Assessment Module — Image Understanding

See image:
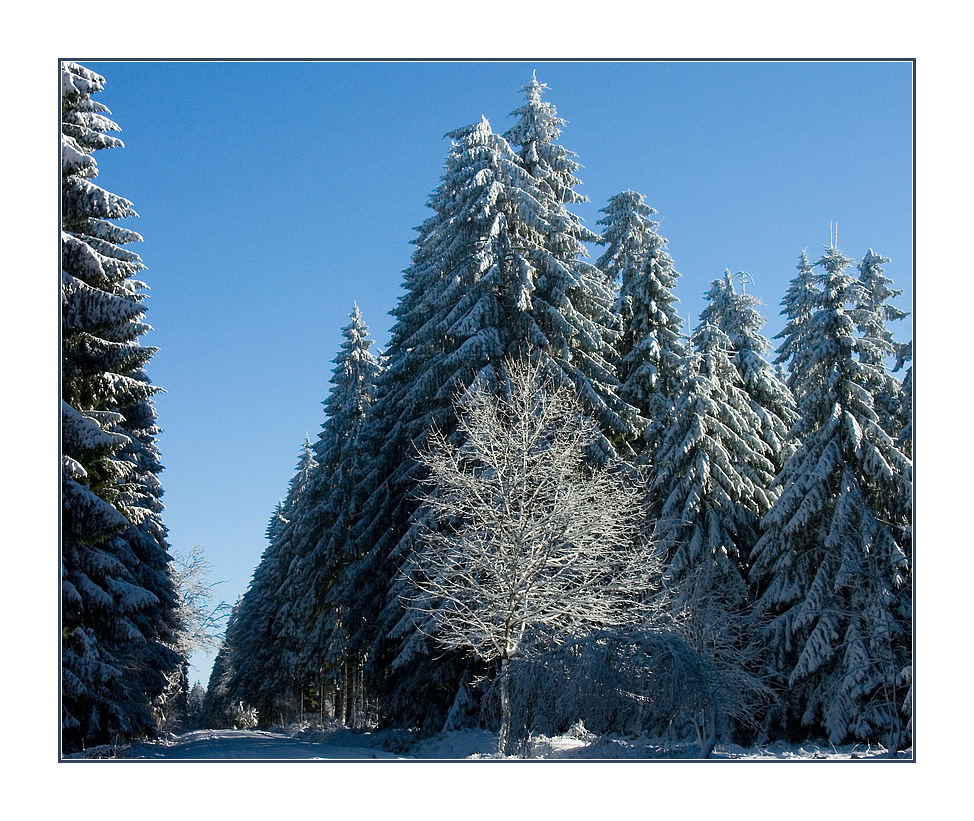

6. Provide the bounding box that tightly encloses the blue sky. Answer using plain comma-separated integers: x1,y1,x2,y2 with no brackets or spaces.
78,59,914,685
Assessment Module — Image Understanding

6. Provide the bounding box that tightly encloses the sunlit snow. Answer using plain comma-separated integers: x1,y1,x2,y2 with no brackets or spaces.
78,725,911,761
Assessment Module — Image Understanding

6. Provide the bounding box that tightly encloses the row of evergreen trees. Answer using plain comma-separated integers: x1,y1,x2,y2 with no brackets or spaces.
203,75,913,749
60,62,185,752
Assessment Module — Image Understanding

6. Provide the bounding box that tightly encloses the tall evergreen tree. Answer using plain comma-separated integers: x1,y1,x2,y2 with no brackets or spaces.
854,250,909,438
654,322,777,598
61,61,181,752
501,71,590,209
226,442,318,725
652,322,778,723
774,251,819,404
502,76,642,457
611,196,687,463
595,189,657,291
202,598,242,728
344,116,546,729
749,247,913,749
594,189,660,447
346,79,641,729
287,306,382,725
220,311,383,727
699,271,797,474
893,340,913,460
650,319,775,734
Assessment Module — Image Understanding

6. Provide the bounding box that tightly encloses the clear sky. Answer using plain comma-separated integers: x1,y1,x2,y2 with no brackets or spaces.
78,59,914,686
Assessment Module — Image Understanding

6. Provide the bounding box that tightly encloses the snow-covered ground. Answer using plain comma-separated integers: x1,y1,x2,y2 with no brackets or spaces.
75,724,913,761
117,729,404,760
55,725,929,821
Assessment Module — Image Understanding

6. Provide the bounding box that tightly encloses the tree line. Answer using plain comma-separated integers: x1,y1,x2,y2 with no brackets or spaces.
200,74,913,754
59,61,911,755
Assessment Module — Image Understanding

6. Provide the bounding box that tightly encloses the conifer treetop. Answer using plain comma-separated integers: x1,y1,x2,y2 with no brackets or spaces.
502,73,590,209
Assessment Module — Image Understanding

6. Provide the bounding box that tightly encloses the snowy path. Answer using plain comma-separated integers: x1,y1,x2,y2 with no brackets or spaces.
124,729,405,760
112,727,912,761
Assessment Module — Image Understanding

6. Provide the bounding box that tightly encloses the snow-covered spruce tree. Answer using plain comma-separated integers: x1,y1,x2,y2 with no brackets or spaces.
183,681,207,731
595,189,657,291
403,357,658,755
502,75,642,459
346,94,640,731
699,271,797,475
201,597,242,728
341,117,552,730
650,321,778,742
238,308,382,729
893,340,913,460
748,247,913,749
774,250,820,405
653,324,772,605
264,442,324,725
281,306,382,726
854,250,909,439
61,61,181,752
502,72,590,211
225,442,319,726
218,513,282,726
118,396,185,735
608,193,687,464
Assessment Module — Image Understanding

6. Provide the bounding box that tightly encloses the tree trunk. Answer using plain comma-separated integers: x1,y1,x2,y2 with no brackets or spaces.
337,661,348,726
497,656,512,757
347,660,356,728
694,694,718,759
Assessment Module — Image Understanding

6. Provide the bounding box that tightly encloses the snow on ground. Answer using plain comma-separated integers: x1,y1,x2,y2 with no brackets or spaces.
78,724,913,761
118,729,403,760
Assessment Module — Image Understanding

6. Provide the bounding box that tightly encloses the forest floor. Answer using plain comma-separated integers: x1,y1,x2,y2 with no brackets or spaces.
77,724,913,761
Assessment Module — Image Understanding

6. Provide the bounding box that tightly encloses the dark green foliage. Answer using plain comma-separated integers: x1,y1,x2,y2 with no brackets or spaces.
60,62,181,753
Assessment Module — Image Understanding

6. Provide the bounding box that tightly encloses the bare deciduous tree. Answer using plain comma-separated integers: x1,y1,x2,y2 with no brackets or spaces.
402,357,661,754
155,544,232,732
173,544,233,655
